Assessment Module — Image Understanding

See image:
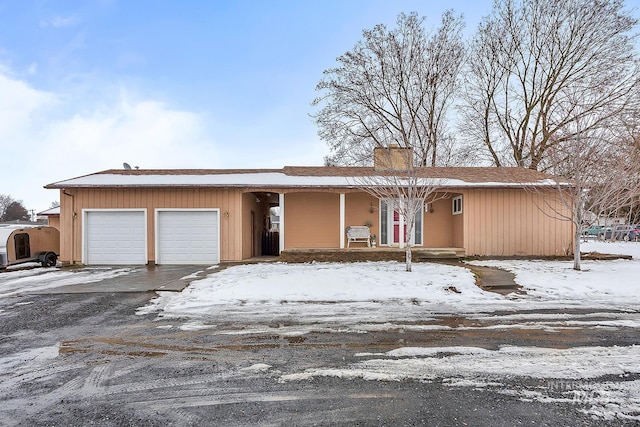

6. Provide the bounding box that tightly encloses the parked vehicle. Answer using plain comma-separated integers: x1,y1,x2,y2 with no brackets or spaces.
0,225,60,269
603,225,640,242
582,225,607,238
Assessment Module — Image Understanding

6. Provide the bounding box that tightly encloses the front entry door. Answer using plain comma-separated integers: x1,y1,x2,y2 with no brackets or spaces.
392,209,406,244
380,199,423,247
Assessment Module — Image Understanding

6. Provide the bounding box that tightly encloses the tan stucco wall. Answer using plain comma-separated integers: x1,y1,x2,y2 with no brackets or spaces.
284,192,340,248
345,192,379,243
58,188,244,264
423,197,454,247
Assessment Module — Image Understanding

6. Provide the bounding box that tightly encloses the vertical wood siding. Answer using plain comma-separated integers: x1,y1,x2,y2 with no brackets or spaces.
462,188,574,256
59,188,244,263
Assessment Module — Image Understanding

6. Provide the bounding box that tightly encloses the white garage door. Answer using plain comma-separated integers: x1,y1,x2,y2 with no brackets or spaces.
85,210,146,265
156,210,219,265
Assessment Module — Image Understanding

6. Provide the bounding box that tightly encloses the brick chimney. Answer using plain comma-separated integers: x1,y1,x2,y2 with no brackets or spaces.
373,145,413,171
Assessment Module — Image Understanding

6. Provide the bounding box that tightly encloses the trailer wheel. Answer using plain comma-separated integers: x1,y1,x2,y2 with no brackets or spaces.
42,252,57,267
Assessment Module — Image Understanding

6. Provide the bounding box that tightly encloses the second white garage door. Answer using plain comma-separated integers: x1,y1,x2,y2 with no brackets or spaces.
156,210,219,265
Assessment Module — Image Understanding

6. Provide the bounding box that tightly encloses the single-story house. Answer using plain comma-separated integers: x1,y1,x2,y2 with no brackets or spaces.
45,148,574,265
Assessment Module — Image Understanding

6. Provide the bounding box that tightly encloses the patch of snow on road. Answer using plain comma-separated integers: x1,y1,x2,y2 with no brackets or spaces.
241,363,272,372
0,267,135,298
180,270,204,280
0,345,59,374
577,380,640,421
281,344,640,421
348,345,640,380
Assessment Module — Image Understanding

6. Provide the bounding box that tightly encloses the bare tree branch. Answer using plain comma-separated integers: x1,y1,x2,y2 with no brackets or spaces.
527,94,640,270
313,11,465,167
349,148,446,271
460,0,640,171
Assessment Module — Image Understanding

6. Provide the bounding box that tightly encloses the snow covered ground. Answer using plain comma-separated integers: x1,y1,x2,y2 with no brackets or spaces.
137,241,640,321
133,240,640,421
2,241,640,421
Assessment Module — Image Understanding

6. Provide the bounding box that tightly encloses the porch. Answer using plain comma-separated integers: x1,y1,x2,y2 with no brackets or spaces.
279,247,465,263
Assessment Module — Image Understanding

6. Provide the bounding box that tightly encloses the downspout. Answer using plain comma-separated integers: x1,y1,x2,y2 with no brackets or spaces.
62,189,75,264
339,193,345,249
279,193,285,254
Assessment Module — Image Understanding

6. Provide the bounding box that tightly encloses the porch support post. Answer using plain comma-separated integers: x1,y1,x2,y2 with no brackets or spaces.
279,193,285,254
339,193,345,249
399,212,405,249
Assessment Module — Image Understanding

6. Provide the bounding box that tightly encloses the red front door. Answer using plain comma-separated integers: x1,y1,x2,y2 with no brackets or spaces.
392,209,406,244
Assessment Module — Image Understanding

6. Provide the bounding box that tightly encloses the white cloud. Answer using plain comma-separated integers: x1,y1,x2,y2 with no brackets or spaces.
40,15,81,28
27,63,38,75
45,93,218,168
0,71,57,141
0,67,327,212
0,71,219,211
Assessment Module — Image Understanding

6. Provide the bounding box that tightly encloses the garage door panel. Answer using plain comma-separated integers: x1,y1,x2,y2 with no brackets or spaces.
85,211,146,265
157,211,219,265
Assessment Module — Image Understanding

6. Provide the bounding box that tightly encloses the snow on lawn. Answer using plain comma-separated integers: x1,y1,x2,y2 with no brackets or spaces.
140,241,640,322
467,241,640,310
137,261,504,320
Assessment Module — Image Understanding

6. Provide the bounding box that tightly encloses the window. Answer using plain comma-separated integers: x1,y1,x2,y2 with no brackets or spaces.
14,233,30,259
380,200,388,245
414,207,422,244
452,196,463,215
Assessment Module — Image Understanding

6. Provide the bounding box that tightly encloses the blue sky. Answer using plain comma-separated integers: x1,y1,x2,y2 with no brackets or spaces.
1,0,498,211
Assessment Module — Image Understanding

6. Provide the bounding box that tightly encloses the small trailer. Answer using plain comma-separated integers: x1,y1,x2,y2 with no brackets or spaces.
0,225,60,269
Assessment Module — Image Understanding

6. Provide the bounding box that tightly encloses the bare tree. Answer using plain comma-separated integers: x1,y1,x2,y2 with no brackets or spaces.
533,108,640,270
313,11,465,167
0,194,17,222
460,0,640,170
584,116,640,232
2,201,30,222
351,148,445,271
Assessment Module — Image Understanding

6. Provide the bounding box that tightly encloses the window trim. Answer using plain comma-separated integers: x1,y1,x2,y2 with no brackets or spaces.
379,199,423,246
452,196,463,215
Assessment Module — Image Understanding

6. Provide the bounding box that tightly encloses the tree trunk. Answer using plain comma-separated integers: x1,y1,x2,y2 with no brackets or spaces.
405,245,412,272
573,228,581,271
